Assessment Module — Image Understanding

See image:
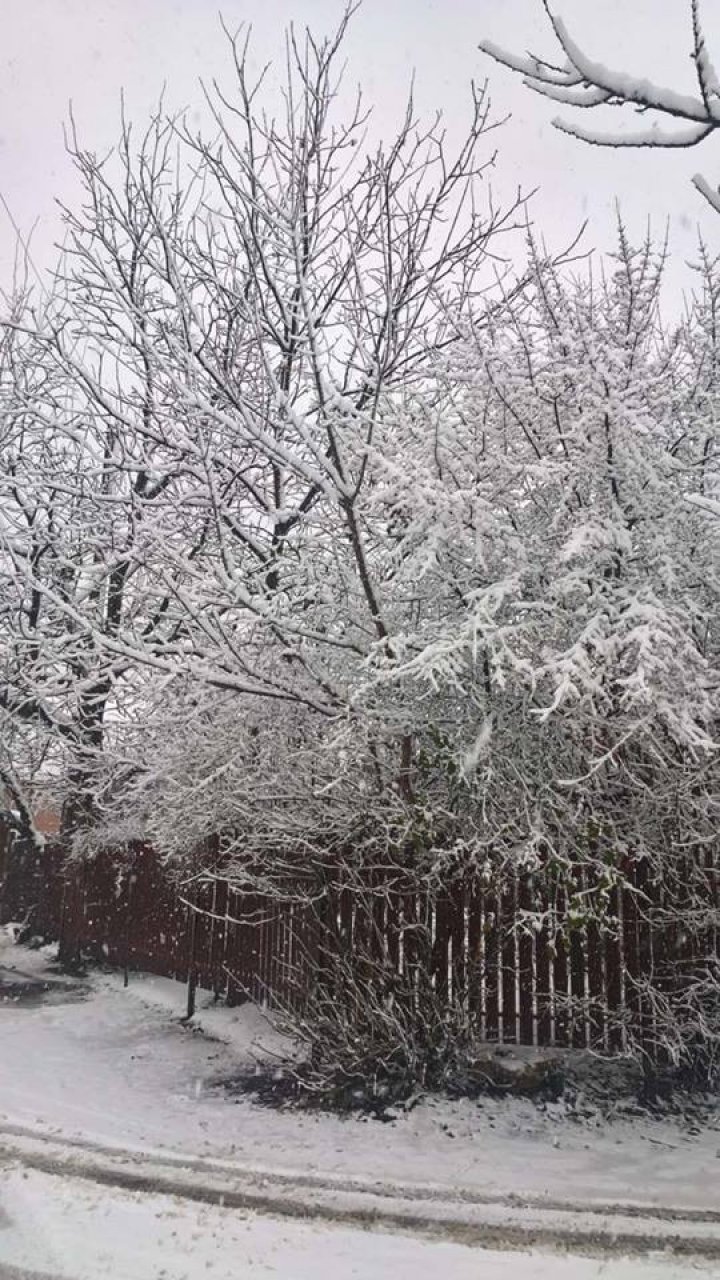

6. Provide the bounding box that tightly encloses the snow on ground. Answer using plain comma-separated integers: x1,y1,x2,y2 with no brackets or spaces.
1,936,719,1215
98,967,298,1061
0,1166,713,1280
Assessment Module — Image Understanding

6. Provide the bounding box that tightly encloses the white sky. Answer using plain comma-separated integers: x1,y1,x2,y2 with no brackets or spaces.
1,0,719,310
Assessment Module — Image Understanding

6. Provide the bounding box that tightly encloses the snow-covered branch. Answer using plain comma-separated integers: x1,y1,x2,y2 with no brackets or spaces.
480,1,720,208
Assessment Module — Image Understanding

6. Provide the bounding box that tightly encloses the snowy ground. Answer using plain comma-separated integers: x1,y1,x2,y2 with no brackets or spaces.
1,936,718,1212
1,934,719,1277
3,1165,714,1280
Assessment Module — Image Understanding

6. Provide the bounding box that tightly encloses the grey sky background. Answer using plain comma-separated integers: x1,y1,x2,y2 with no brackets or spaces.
1,0,719,310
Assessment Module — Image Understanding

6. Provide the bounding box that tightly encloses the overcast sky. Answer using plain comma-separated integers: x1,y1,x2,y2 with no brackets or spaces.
1,0,719,309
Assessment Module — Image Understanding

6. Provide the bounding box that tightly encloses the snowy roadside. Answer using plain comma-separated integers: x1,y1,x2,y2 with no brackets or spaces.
1,935,719,1222
3,1166,715,1280
2,1124,720,1265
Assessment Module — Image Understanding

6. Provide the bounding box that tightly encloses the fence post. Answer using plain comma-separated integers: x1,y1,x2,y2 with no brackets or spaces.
186,906,197,1019
123,870,133,989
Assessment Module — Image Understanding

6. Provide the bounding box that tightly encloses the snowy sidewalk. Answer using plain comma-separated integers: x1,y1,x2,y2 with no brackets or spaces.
1,937,719,1253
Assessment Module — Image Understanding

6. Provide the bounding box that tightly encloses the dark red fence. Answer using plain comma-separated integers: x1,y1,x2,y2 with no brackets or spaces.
0,824,65,942
1,822,717,1056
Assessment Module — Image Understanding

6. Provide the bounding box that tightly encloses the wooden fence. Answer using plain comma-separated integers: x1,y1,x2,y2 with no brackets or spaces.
1,821,718,1055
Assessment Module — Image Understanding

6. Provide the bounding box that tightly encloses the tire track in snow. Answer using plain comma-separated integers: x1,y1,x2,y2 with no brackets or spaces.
1,1125,719,1263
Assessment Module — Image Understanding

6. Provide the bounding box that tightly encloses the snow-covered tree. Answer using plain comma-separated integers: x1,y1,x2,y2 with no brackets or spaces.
87,224,720,1089
2,9,529,840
